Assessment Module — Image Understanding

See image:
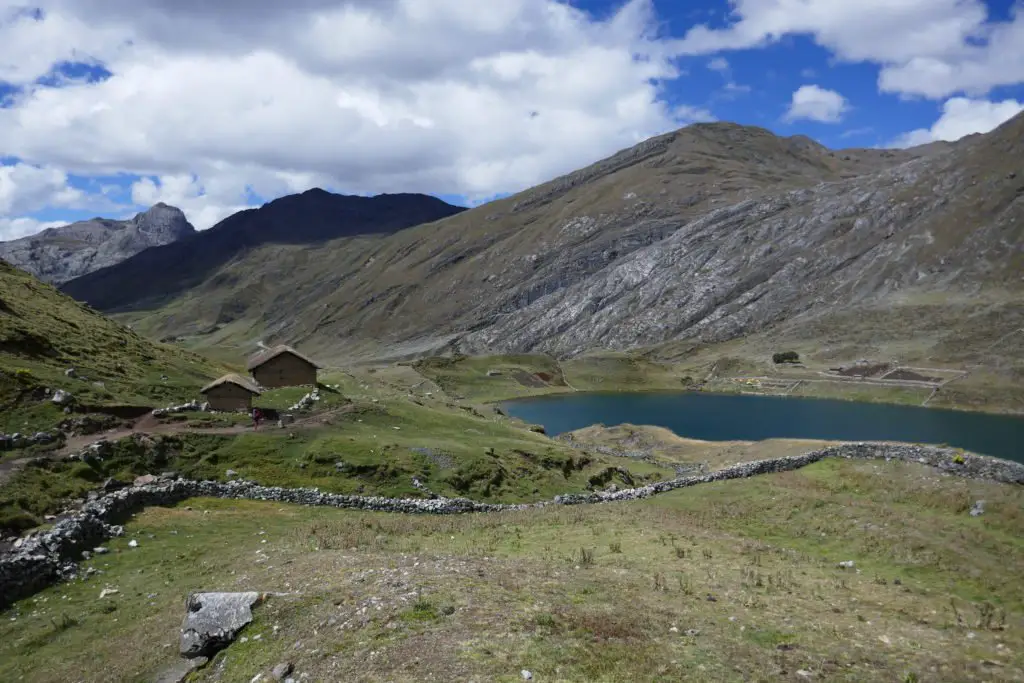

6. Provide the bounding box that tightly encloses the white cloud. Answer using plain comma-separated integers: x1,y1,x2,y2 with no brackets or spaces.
784,85,849,123
0,217,67,241
890,97,1024,147
0,163,86,215
707,57,730,72
673,0,1022,99
0,0,711,235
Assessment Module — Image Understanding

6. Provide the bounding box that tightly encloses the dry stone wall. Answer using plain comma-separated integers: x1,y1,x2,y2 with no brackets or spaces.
2,442,1020,609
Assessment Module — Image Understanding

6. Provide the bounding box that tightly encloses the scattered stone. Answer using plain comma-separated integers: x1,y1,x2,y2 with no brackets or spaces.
180,591,263,659
271,662,294,681
521,670,533,681
93,546,109,555
226,469,238,478
837,561,855,569
796,670,813,678
51,389,73,405
99,587,119,598
134,474,158,487
970,500,985,517
152,400,204,418
685,629,701,637
128,539,138,548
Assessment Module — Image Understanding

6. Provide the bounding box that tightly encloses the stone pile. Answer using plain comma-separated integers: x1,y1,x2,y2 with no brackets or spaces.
152,400,208,418
0,431,58,450
289,389,321,411
2,442,1020,609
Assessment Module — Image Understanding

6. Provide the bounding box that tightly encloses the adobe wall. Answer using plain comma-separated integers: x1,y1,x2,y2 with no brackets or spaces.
252,353,316,388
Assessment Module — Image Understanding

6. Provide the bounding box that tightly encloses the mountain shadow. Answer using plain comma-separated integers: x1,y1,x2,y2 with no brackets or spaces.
60,189,466,311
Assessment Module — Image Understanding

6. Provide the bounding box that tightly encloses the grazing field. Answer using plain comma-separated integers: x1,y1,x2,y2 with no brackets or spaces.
1,457,1021,682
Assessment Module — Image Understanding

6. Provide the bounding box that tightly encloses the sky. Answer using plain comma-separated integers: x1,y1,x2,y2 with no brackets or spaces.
0,0,1022,240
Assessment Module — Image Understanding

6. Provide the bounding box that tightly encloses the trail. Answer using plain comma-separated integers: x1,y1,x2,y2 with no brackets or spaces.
0,407,346,486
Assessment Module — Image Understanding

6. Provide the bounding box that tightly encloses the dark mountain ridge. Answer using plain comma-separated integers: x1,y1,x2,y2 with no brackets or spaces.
60,190,466,310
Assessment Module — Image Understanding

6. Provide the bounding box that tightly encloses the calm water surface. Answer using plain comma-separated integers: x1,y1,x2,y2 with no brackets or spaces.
502,392,1024,463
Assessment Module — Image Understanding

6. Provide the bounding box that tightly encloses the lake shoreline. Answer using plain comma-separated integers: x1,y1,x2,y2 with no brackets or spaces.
501,390,1024,463
493,385,1024,418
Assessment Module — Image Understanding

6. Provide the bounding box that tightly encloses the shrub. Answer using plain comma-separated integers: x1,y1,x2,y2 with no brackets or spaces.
772,351,800,364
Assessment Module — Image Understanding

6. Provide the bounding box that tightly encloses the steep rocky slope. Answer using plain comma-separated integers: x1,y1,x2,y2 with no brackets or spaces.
0,203,195,285
62,190,467,311
58,116,1021,370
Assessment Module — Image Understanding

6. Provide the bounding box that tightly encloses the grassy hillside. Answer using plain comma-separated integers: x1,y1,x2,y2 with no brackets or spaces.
0,366,676,531
0,261,227,433
2,457,1021,682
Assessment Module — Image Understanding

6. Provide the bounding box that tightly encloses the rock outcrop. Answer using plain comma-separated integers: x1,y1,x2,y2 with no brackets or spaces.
0,203,195,285
180,591,262,658
60,113,1024,365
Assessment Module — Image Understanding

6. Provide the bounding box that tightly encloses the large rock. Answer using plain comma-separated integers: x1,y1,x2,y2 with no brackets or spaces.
179,592,262,658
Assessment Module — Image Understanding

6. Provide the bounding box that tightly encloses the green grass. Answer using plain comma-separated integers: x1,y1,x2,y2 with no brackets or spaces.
410,354,572,402
0,261,228,433
563,352,700,393
0,395,676,533
1,457,1021,682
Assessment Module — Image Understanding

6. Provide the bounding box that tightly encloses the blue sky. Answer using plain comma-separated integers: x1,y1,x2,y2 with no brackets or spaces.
1,0,1022,236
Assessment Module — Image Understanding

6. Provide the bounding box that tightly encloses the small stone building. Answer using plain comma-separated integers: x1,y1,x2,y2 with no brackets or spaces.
200,373,261,412
246,344,321,389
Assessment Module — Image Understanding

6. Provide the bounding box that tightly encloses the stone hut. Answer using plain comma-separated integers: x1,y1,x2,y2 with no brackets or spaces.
200,374,261,412
246,345,321,389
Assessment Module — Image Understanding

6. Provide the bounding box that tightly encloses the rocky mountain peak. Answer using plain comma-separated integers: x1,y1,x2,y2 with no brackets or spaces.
133,203,195,240
0,203,197,285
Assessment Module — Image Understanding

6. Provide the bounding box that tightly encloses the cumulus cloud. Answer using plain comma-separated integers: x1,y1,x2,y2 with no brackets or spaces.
0,216,67,241
783,85,849,123
707,57,730,72
0,163,87,215
673,0,1021,99
0,0,712,233
890,97,1024,147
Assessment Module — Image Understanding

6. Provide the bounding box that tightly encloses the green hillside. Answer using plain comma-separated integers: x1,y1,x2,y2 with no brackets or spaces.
0,261,227,434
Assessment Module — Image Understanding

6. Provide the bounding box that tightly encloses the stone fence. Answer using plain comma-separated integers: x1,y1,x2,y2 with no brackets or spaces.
1,442,1020,610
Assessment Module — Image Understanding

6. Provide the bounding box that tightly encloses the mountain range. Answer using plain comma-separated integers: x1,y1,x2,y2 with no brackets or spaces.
31,113,1022,393
0,203,195,285
59,190,467,311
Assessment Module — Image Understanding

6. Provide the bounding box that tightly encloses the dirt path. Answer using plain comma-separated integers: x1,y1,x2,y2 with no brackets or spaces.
0,407,348,486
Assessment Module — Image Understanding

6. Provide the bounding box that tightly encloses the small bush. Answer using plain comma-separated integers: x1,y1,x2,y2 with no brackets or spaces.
535,613,557,629
0,507,39,534
403,599,439,621
772,351,800,364
578,547,595,567
609,541,622,554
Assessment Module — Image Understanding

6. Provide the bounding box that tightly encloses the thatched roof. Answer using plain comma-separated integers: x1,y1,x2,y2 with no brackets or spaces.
200,373,262,395
246,344,322,371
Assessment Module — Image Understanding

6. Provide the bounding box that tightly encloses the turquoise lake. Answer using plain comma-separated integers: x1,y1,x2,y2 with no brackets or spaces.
502,392,1024,463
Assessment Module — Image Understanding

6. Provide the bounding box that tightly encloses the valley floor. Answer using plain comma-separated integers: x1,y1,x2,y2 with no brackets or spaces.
0,359,1021,682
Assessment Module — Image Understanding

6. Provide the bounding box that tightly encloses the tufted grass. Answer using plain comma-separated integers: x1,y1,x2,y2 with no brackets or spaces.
1,455,1022,682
